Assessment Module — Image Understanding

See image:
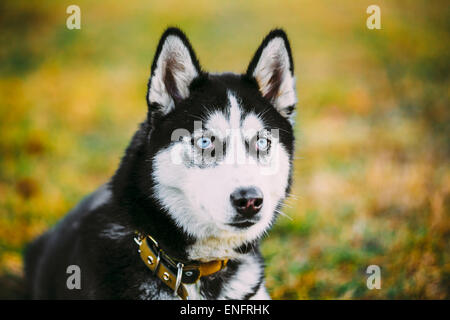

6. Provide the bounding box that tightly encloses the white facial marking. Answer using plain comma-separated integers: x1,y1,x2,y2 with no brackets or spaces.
242,113,264,139
152,91,291,261
225,92,247,166
206,111,231,138
227,93,241,130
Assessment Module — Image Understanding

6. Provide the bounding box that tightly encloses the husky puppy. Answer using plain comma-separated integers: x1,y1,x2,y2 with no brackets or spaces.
25,27,297,300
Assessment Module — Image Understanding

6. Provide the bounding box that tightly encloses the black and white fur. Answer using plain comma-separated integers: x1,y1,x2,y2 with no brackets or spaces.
24,27,297,300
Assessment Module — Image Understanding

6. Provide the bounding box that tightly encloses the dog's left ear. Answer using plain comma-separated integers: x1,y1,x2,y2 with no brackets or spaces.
246,29,297,121
147,28,201,117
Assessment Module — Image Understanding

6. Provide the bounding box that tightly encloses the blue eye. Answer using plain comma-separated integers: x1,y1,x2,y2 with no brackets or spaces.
196,137,212,149
256,138,270,151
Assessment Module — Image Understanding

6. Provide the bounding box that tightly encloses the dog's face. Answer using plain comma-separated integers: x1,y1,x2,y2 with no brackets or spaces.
146,28,296,245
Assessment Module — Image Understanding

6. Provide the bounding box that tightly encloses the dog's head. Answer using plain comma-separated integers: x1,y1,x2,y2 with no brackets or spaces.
146,28,296,245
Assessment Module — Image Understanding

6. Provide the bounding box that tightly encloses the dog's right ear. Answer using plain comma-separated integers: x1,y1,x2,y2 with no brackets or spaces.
147,28,201,118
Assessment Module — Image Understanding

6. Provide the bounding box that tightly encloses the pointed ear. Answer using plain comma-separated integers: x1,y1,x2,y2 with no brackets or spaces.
147,28,201,116
246,29,297,121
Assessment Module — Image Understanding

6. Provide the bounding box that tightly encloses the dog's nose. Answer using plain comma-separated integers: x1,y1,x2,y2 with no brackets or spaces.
230,187,264,218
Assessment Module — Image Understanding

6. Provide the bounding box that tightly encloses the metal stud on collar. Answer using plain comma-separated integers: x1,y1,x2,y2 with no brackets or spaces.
133,236,142,247
134,235,143,253
163,272,170,281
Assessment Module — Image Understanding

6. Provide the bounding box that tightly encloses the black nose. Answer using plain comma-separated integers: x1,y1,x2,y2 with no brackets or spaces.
230,187,264,218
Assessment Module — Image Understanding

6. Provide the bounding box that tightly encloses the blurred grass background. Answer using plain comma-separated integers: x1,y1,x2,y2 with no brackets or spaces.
0,0,449,299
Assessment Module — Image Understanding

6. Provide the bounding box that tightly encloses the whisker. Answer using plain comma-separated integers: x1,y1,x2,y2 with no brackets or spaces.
277,127,291,134
275,209,293,221
280,203,293,209
257,106,272,119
